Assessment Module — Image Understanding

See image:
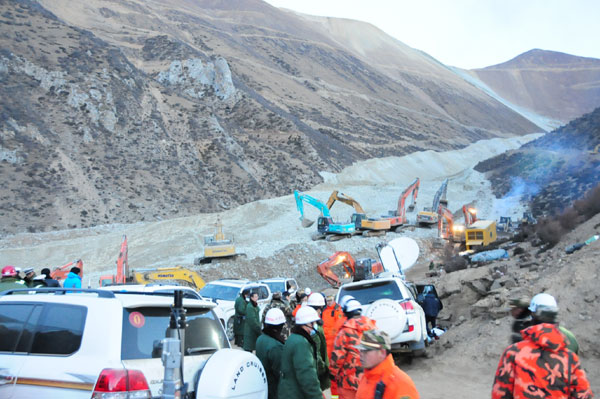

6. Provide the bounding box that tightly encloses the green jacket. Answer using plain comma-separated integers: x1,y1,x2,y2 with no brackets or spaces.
278,331,322,399
234,295,247,338
243,301,262,351
256,333,284,399
312,325,330,390
559,325,580,354
0,277,27,293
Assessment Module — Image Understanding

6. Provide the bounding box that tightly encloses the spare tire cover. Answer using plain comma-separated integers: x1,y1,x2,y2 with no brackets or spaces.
364,299,407,339
196,348,267,399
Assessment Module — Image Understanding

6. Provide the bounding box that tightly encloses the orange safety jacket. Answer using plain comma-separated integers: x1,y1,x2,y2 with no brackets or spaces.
330,315,377,391
356,354,419,399
322,303,344,359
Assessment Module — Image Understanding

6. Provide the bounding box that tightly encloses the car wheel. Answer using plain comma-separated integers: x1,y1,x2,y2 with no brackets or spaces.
226,317,235,342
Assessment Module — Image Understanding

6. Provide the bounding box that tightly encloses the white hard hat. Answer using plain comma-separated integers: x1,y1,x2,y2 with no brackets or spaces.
305,287,312,296
529,293,558,313
339,295,355,308
307,293,325,307
344,299,362,313
264,308,286,325
295,306,320,325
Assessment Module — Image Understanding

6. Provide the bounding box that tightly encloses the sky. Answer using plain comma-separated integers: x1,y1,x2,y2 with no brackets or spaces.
263,0,600,69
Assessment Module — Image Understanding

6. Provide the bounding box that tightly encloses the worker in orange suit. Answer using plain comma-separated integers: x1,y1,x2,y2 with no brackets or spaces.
356,329,419,399
322,295,344,399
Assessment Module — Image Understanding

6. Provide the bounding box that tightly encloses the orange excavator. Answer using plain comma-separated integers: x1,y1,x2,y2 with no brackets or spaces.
438,204,477,242
317,251,383,287
382,178,419,232
326,191,390,236
98,235,130,286
50,259,84,282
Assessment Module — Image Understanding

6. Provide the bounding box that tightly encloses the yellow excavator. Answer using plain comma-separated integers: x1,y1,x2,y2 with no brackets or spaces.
326,190,390,236
98,236,206,289
194,218,244,264
417,179,448,227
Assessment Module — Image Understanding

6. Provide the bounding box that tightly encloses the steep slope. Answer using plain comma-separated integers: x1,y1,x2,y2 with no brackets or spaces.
470,49,600,124
1,0,540,236
475,107,600,217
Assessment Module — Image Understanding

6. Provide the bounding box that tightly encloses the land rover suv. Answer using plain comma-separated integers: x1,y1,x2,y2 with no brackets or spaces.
0,288,267,398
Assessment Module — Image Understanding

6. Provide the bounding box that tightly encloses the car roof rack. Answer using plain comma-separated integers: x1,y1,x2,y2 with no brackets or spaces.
0,287,116,298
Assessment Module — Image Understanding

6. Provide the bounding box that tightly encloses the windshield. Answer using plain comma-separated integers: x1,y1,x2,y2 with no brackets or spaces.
262,282,283,294
199,284,240,301
339,280,404,305
121,307,228,360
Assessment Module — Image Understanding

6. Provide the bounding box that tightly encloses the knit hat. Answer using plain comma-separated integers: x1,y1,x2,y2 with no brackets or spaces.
355,329,391,351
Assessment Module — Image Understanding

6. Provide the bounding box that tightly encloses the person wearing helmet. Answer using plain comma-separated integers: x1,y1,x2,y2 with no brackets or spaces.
278,306,323,399
330,299,376,399
356,329,419,399
510,293,579,354
0,265,26,293
322,295,344,399
243,292,262,352
256,308,286,399
307,293,330,392
262,291,293,339
492,292,592,399
234,288,251,347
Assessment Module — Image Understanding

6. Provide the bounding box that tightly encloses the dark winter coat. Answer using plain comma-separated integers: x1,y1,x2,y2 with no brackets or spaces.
234,295,247,345
256,332,284,399
311,325,330,391
422,293,442,318
278,327,322,399
243,301,262,351
262,298,293,338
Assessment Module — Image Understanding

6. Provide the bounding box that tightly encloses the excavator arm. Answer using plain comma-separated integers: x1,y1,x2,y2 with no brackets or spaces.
294,190,331,228
391,178,420,225
317,251,356,287
437,205,454,239
462,205,477,226
51,259,84,282
326,190,366,214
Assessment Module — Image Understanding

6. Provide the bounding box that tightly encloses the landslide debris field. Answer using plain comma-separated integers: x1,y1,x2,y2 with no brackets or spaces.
1,133,599,398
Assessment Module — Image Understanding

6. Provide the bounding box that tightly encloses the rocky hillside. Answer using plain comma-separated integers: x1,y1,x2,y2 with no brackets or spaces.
470,49,600,124
0,0,541,236
474,107,600,217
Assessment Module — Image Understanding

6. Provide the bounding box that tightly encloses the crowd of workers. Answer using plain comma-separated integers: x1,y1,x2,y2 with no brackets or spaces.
234,287,419,399
0,265,81,291
1,264,594,398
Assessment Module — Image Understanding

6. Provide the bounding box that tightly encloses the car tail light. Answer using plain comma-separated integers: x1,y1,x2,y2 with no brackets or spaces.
92,368,151,399
400,301,416,314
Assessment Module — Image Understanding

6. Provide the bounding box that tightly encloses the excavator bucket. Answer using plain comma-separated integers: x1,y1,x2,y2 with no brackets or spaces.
301,217,315,228
407,204,415,212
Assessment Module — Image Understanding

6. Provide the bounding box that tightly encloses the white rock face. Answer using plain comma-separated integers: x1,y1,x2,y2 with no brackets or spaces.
157,57,236,100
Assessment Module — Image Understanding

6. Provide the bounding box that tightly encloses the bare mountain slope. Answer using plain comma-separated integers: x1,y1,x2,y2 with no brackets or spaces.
1,0,540,236
470,49,600,124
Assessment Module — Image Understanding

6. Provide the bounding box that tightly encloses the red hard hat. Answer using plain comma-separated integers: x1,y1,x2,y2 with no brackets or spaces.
2,265,18,277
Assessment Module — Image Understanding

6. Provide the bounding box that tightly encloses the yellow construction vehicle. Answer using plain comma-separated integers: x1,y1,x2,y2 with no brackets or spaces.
132,266,205,290
465,220,497,250
417,179,448,227
326,190,390,236
194,218,244,264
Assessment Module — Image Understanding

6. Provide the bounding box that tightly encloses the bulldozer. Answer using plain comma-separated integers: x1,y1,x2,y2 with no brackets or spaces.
194,218,244,264
326,190,390,236
98,235,206,290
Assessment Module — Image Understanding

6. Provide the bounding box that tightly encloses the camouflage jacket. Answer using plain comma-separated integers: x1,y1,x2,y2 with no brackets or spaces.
330,315,376,391
492,323,593,399
262,298,293,338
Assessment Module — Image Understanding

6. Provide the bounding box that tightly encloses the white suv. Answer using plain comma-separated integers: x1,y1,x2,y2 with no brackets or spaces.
259,277,298,296
336,275,428,354
0,287,267,399
199,279,272,340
